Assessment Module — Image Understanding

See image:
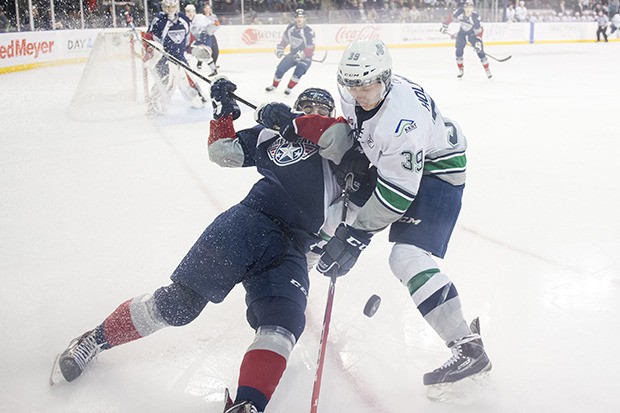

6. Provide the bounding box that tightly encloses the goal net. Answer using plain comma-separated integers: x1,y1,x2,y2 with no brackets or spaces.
68,30,149,121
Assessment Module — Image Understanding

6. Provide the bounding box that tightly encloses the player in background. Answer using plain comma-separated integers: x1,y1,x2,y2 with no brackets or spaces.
255,39,492,395
141,0,206,113
441,0,492,79
265,9,316,95
49,81,372,413
185,3,221,76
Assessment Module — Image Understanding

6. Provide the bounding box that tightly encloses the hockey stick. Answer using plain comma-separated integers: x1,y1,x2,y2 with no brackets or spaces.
142,37,258,110
310,174,354,413
445,31,512,63
312,51,328,63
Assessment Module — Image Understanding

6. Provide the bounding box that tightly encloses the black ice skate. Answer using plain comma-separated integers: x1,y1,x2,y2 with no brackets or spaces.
485,69,492,79
423,334,491,386
49,330,102,385
223,388,260,413
457,68,464,78
265,85,276,92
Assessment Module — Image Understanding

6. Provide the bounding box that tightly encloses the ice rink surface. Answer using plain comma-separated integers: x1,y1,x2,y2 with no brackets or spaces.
1,40,619,412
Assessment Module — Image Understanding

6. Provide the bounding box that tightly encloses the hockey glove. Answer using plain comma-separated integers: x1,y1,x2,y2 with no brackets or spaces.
276,45,285,59
210,76,241,120
440,24,449,34
473,39,483,53
254,102,303,139
317,224,371,278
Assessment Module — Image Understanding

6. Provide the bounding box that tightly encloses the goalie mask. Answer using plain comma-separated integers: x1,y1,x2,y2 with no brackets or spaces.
337,39,393,110
294,88,336,117
162,0,179,22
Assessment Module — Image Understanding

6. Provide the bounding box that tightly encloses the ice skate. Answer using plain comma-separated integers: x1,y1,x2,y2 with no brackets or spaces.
49,330,102,385
208,69,218,77
424,318,491,402
284,88,292,95
485,69,492,79
265,85,276,92
223,389,260,413
457,68,464,78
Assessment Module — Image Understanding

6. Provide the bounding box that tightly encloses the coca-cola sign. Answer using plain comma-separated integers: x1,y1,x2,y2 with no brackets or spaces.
335,26,381,43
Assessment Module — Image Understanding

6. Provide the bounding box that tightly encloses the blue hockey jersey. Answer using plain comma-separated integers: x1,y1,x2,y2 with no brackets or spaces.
148,12,192,62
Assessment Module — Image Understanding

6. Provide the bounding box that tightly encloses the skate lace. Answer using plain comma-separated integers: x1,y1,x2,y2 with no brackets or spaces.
439,334,480,370
70,333,101,371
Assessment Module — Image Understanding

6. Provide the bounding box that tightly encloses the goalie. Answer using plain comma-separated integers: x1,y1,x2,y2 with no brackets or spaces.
141,0,207,114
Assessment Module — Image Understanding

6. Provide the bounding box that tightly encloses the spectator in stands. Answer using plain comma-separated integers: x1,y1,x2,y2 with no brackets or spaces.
505,2,516,22
596,9,609,41
0,7,9,32
515,0,527,21
610,0,619,18
120,4,134,27
610,12,620,34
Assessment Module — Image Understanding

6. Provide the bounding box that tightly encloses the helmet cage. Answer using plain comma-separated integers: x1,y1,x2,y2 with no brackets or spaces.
294,88,336,117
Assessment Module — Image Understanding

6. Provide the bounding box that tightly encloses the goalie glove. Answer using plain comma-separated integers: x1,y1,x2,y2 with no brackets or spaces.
317,224,371,278
210,76,241,120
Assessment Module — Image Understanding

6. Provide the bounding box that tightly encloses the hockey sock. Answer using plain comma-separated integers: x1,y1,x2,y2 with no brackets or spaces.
236,349,287,412
95,294,169,350
286,79,299,90
208,115,236,145
407,269,470,344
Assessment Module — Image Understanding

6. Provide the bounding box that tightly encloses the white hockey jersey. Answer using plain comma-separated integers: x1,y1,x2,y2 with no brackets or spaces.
340,75,467,232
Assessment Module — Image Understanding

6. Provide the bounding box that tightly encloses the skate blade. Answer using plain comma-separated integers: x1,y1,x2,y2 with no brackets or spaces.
426,365,492,404
49,354,65,386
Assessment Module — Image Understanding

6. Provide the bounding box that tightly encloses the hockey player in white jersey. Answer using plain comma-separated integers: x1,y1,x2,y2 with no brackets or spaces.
185,3,220,76
255,38,492,398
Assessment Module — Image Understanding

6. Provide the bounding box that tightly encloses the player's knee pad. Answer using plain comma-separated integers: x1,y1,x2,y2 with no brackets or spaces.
389,243,438,286
153,282,208,326
248,325,296,361
246,296,306,341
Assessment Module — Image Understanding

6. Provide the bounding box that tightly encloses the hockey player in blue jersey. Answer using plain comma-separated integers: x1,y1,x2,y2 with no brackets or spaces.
265,9,316,95
142,0,207,113
49,81,372,413
441,0,492,79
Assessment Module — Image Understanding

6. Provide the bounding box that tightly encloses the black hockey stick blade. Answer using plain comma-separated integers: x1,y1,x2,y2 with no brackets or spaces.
142,37,257,110
486,53,512,63
312,51,328,63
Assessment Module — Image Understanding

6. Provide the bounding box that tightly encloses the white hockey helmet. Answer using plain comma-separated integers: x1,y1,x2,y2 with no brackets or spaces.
161,0,179,21
337,39,393,107
185,4,196,19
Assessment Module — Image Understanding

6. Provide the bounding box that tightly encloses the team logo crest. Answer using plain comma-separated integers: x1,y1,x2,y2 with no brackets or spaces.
267,137,317,165
395,119,417,136
168,29,186,44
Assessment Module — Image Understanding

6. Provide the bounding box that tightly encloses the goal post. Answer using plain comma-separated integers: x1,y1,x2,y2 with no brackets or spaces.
68,30,150,121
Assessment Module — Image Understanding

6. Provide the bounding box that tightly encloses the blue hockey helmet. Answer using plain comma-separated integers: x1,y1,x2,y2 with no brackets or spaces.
294,88,336,117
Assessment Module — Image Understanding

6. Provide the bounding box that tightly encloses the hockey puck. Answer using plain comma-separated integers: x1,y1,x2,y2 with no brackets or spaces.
363,294,381,318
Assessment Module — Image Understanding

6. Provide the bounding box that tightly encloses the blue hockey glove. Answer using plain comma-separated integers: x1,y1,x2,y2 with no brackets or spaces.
210,76,241,120
254,102,303,140
276,45,285,59
317,224,371,278
473,40,483,52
